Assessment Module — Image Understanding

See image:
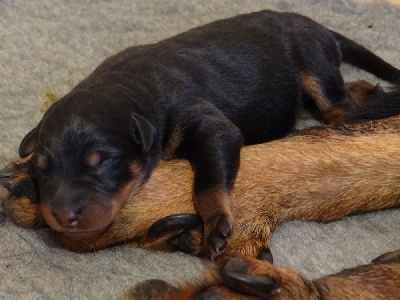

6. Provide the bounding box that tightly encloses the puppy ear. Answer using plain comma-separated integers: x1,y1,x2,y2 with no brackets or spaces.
19,124,40,158
131,113,157,152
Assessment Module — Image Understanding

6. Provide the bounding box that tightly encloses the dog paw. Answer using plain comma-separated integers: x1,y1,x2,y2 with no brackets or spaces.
147,213,270,259
124,257,284,300
1,158,39,202
0,158,44,229
148,212,234,258
204,213,233,260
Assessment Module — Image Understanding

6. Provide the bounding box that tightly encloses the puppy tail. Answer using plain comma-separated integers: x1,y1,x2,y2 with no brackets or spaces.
349,86,400,122
331,30,400,84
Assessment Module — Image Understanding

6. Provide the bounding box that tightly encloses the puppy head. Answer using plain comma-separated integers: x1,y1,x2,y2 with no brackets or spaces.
19,88,160,237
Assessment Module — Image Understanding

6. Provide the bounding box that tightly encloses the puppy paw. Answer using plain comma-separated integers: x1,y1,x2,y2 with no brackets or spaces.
0,158,44,229
1,158,39,202
204,213,233,260
147,213,270,259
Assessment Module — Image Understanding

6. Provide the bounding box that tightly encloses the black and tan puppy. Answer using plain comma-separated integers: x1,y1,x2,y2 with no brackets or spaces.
17,10,400,258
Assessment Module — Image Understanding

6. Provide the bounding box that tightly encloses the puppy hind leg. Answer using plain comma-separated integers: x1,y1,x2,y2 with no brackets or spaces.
300,70,354,125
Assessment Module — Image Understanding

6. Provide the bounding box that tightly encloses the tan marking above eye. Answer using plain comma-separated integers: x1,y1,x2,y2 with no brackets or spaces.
36,154,48,170
86,151,102,167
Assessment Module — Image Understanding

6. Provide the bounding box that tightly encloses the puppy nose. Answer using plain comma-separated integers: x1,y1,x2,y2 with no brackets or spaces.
54,211,79,228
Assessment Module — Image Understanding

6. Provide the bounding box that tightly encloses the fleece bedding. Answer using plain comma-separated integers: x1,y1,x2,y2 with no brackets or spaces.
0,0,399,299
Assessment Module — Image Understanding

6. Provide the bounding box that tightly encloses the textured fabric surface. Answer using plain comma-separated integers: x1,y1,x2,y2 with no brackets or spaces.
0,0,399,299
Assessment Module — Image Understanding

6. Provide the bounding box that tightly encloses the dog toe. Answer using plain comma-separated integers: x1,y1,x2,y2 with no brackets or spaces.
205,215,233,259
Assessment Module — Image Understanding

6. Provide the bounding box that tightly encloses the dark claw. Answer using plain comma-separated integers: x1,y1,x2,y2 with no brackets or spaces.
147,213,203,238
0,167,15,178
220,257,280,296
125,279,178,299
372,249,400,264
169,230,201,254
0,160,34,190
0,167,16,189
223,273,280,293
257,247,274,263
0,163,39,203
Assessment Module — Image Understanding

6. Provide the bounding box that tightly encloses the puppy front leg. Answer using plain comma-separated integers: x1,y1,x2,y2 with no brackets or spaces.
186,112,243,259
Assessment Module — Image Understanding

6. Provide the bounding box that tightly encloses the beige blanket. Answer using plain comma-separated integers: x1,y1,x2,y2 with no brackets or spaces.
0,0,399,299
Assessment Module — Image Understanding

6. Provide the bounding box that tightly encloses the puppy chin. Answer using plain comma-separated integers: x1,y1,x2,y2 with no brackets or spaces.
61,226,111,239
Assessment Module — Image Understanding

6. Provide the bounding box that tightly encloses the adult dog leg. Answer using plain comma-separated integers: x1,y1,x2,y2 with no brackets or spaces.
125,250,400,299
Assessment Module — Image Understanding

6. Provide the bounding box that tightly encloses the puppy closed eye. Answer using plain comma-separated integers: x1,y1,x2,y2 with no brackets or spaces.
86,151,116,167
